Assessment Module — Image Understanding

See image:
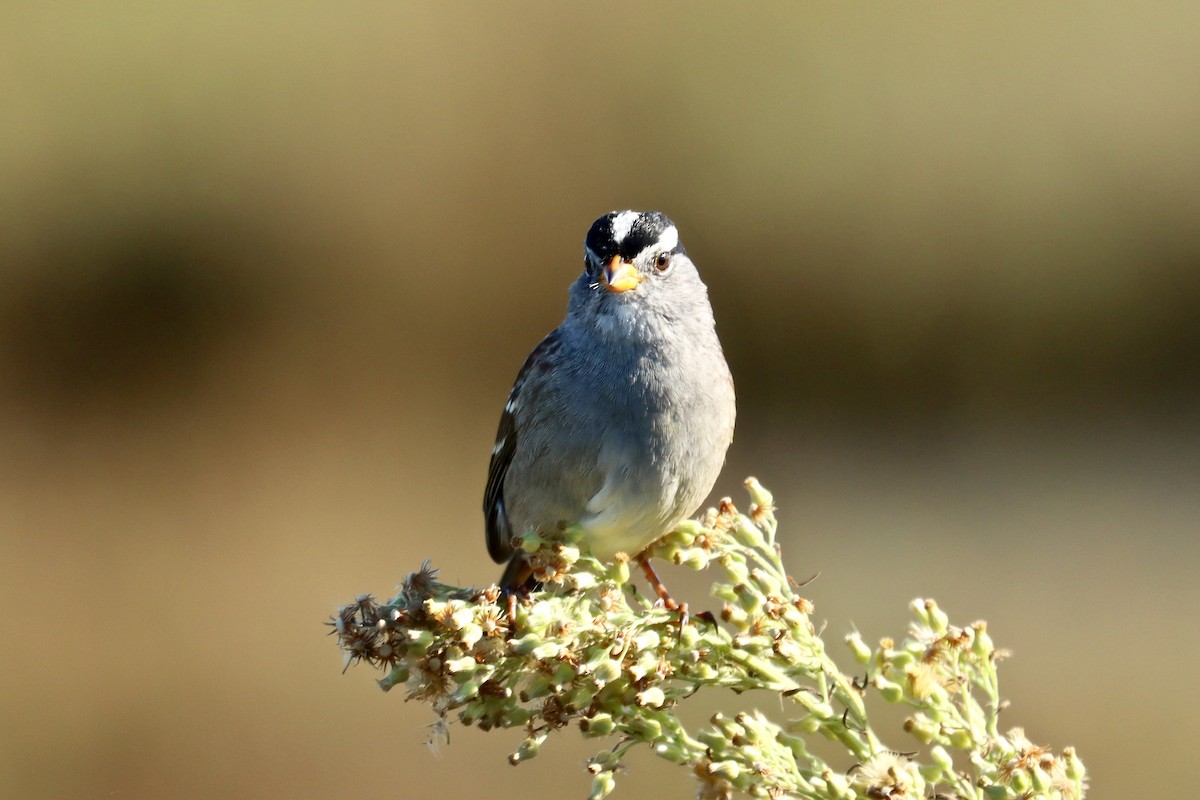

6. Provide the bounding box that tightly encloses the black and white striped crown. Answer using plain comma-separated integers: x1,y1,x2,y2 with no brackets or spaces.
584,210,684,263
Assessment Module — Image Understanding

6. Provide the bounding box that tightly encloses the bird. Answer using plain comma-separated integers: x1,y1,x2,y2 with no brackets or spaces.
483,210,736,600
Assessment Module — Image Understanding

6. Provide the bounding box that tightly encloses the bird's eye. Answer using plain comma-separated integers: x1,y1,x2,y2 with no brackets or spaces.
654,251,672,271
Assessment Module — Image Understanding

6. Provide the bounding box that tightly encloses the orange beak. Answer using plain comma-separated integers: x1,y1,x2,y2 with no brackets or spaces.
602,256,643,293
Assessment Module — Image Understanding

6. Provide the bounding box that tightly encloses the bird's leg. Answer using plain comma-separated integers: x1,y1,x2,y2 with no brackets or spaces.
636,553,675,607
637,554,689,630
501,582,539,632
505,591,520,629
499,555,536,630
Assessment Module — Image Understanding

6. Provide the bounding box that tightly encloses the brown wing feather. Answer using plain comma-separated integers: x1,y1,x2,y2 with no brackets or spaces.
483,330,561,563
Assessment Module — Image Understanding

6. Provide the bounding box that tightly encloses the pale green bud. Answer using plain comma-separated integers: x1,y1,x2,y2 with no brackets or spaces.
507,634,544,655
926,599,949,632
517,532,545,553
1028,764,1052,791
632,630,660,652
564,684,598,711
379,663,409,691
658,528,695,548
903,714,938,745
1007,767,1031,793
591,659,622,686
719,555,750,585
655,543,683,563
530,641,562,660
711,712,743,738
707,760,741,780
730,633,770,654
443,655,477,675
712,583,739,604
424,598,448,618
451,678,483,703
874,639,896,668
820,770,851,798
626,715,662,739
946,727,973,749
674,547,709,570
509,733,544,765
587,771,617,800
734,712,766,744
734,583,763,613
780,603,809,627
635,687,666,708
457,703,479,726
458,623,483,649
449,606,474,629
564,571,598,591
749,567,781,595
906,602,929,634
722,603,749,629
580,713,615,737
607,557,630,585
875,676,904,703
653,741,691,763
731,517,763,548
503,707,532,727
732,743,765,767
844,631,872,664
552,662,577,685
519,674,553,702
744,476,773,509
972,622,994,659
406,628,434,650
773,635,804,664
628,651,658,681
888,650,917,671
1063,746,1086,781
523,600,555,630
696,728,729,750
588,749,621,772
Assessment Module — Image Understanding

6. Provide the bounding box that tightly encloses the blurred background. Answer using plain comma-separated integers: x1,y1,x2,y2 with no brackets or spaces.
2,3,1197,798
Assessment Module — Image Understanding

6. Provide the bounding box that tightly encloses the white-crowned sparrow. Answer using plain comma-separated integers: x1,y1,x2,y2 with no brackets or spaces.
484,210,736,590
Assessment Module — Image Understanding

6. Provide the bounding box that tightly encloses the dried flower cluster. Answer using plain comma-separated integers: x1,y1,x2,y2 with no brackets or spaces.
330,478,1087,800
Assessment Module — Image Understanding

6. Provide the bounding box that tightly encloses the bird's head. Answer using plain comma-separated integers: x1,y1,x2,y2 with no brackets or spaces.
582,210,688,296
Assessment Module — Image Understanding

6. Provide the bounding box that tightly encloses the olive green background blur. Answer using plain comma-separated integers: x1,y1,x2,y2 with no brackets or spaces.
2,4,1197,798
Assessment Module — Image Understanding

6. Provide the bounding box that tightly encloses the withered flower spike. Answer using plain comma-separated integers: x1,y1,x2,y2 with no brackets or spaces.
330,479,1087,800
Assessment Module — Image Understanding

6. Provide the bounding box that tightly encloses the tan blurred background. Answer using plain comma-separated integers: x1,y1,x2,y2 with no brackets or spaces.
1,3,1197,798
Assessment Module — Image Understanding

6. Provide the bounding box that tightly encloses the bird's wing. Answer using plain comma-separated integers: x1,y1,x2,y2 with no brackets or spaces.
483,329,562,563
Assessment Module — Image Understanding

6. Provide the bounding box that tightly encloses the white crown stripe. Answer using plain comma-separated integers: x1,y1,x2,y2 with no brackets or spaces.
610,211,639,244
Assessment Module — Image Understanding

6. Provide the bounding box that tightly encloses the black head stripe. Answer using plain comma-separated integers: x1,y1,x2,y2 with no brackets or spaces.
618,211,675,259
585,212,620,260
584,210,681,262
